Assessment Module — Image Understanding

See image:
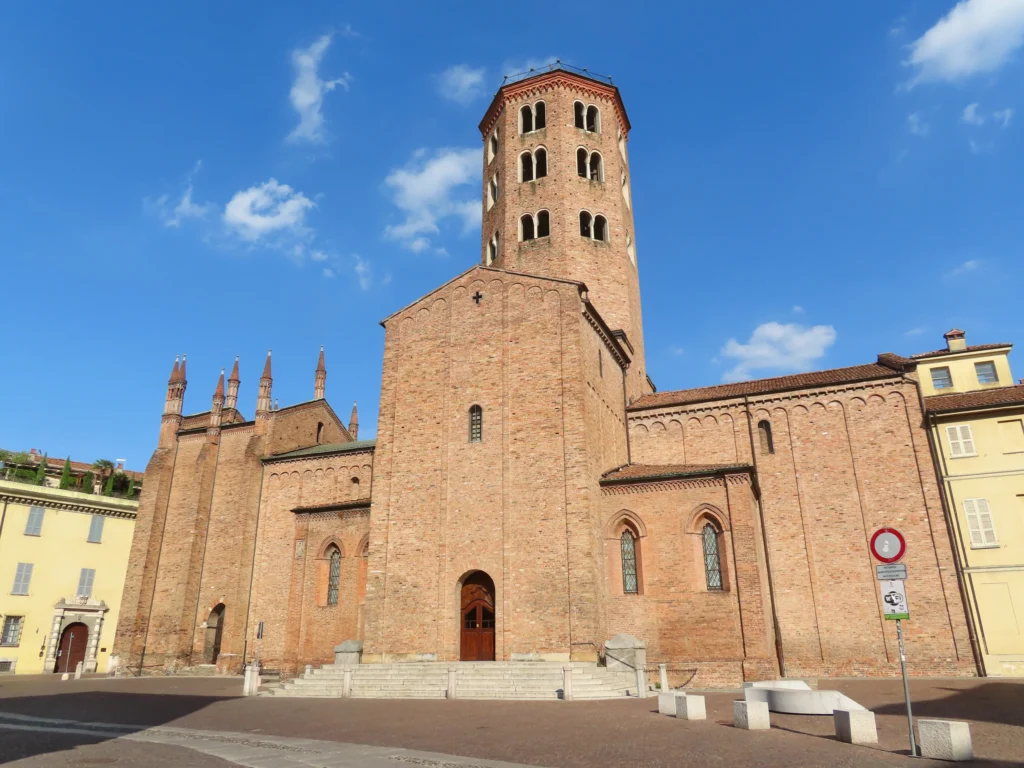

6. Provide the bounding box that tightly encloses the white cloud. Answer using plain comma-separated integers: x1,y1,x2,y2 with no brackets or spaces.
720,322,837,382
354,256,372,291
907,112,930,136
146,161,215,228
323,267,335,278
904,326,927,337
384,148,481,252
286,34,351,145
501,56,560,78
791,305,804,314
310,249,329,262
906,0,1024,85
945,258,982,277
993,107,1015,126
668,345,685,357
223,179,315,243
962,102,986,125
437,65,486,105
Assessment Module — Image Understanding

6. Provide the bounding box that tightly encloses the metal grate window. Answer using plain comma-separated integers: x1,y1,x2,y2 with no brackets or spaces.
620,530,638,594
0,661,13,673
1,616,24,646
930,366,953,390
11,563,33,595
703,524,723,591
469,405,483,443
87,515,104,543
327,548,341,606
24,506,44,536
77,568,96,598
975,361,999,385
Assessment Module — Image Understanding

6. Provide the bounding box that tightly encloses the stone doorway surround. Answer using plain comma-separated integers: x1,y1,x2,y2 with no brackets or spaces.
44,596,109,674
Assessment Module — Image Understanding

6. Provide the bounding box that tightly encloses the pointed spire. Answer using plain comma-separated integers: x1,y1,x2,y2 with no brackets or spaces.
229,356,240,382
209,369,225,435
314,345,327,399
226,356,240,410
168,355,180,384
163,355,187,419
349,401,359,440
178,354,187,383
262,349,272,379
256,350,273,420
214,369,225,399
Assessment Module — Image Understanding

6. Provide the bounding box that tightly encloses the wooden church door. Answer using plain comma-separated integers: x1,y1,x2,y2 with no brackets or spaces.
460,573,495,661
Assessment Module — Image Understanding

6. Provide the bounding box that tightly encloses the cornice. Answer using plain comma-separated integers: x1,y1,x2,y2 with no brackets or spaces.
583,302,631,370
0,481,137,519
265,448,375,468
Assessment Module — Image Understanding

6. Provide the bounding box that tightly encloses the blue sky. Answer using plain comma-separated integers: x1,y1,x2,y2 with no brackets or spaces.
1,1,1022,470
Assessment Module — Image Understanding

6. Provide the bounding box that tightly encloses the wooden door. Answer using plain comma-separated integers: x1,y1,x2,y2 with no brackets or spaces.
55,622,89,674
204,605,225,663
460,575,495,661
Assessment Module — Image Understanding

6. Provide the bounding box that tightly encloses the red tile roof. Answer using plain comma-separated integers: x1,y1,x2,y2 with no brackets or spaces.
924,384,1024,414
628,357,909,411
601,463,750,483
911,343,1011,360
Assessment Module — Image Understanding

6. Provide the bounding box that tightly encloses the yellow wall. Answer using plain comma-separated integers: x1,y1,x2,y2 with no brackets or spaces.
918,347,1014,397
0,481,136,674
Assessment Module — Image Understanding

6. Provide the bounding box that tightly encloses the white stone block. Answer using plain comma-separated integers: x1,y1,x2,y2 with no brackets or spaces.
60,673,69,681
834,709,877,745
657,692,676,716
919,719,973,761
734,700,770,730
676,693,706,721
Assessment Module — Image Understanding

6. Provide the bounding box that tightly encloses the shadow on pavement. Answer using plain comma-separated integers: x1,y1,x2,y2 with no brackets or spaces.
871,681,1024,728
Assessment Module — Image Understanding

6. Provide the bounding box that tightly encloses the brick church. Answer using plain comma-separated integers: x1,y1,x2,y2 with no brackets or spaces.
113,67,975,686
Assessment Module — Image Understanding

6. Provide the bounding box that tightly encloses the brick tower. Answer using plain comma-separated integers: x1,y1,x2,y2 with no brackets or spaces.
478,64,649,400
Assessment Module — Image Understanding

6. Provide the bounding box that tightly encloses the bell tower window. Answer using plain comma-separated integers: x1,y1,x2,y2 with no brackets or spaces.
519,101,546,135
520,151,534,182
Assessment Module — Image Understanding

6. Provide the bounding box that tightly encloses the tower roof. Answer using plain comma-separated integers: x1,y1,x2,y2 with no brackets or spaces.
316,345,326,372
228,355,240,382
168,356,180,384
214,369,225,398
177,354,187,382
261,350,272,379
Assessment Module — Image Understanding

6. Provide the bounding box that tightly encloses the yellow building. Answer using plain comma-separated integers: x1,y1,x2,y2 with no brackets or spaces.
916,329,1024,677
0,480,136,675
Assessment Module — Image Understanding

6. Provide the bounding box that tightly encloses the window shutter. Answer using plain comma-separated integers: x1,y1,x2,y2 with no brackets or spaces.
946,426,963,456
975,499,997,546
964,499,982,546
959,425,975,454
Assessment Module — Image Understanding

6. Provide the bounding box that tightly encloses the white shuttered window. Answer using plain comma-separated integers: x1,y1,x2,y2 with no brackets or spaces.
963,498,998,548
946,425,976,457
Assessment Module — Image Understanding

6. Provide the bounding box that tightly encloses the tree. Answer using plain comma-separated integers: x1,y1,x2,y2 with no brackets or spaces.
80,471,95,494
59,457,73,489
34,453,48,485
103,472,115,496
92,459,115,493
126,475,137,499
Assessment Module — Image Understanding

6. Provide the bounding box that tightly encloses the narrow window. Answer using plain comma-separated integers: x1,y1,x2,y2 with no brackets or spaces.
316,422,324,444
574,101,585,129
469,405,483,442
589,152,603,182
327,546,341,605
599,350,603,378
975,361,999,384
618,128,626,159
964,498,998,547
620,529,638,594
621,173,631,208
946,424,976,457
593,215,608,241
534,147,547,178
24,506,44,537
626,232,636,265
77,568,96,598
576,147,588,178
1,616,23,646
534,101,546,130
520,214,535,241
702,523,723,591
758,420,774,455
488,130,498,163
520,151,534,182
487,232,499,265
586,105,600,132
930,367,953,390
537,210,550,238
488,173,498,208
520,104,533,134
87,515,104,543
579,211,592,238
11,563,32,595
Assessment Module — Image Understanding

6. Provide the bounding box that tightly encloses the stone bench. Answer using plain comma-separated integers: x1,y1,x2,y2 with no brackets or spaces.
734,700,770,730
834,709,877,745
919,719,973,761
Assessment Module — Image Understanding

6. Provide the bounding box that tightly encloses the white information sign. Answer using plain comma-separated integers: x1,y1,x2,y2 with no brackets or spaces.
880,580,910,620
876,563,907,581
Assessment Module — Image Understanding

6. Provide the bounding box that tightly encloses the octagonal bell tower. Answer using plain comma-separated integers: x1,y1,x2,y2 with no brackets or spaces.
478,64,649,400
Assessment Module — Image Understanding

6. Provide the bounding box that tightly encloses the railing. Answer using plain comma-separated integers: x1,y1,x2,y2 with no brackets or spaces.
502,60,614,86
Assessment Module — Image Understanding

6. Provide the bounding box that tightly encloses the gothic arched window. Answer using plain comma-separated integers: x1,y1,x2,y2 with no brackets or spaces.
702,523,723,591
577,147,588,177
469,405,483,442
579,211,593,238
586,105,600,133
534,147,547,178
520,151,534,182
758,420,775,455
520,104,533,134
520,214,535,242
593,215,608,242
327,546,341,605
536,210,550,238
620,529,638,594
588,152,603,182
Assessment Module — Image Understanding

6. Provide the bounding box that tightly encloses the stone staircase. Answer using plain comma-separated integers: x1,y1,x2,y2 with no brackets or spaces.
262,661,640,700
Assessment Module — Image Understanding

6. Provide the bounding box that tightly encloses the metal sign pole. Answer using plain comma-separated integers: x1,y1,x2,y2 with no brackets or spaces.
895,619,916,757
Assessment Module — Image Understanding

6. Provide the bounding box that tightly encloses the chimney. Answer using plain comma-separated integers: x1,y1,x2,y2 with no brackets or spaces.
944,328,967,352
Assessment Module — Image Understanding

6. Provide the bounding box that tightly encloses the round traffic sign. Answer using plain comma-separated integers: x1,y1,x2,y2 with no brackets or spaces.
870,528,906,563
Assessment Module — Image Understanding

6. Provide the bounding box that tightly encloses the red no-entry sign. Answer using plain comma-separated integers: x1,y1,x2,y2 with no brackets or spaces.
870,528,906,563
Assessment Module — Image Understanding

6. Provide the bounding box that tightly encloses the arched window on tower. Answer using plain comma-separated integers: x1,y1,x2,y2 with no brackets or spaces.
702,523,723,591
316,422,324,444
534,101,546,130
469,405,483,442
618,127,626,160
579,211,592,238
593,215,608,241
588,151,603,182
327,545,341,605
586,105,601,133
620,528,639,594
488,129,498,164
520,151,534,182
576,147,588,178
758,420,775,455
626,232,636,265
487,231,499,265
574,101,585,129
520,104,533,134
534,147,547,178
537,210,550,238
621,173,631,208
520,214,535,242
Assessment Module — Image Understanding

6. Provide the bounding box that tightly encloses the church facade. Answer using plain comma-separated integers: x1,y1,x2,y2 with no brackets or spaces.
112,68,975,686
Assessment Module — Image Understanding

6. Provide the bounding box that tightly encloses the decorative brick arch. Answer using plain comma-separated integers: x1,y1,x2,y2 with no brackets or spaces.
317,535,345,560
686,503,728,534
605,509,648,539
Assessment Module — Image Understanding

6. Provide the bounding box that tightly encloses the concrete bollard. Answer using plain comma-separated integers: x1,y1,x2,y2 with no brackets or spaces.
657,691,677,716
304,664,313,678
74,662,83,680
918,719,973,761
242,663,257,696
676,693,706,721
342,669,353,699
659,663,669,693
447,666,458,700
61,673,69,681
562,665,574,701
734,700,770,730
635,667,649,698
834,709,877,745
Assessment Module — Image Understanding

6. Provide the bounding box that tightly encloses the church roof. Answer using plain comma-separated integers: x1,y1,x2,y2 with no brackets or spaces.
924,384,1024,414
601,463,750,484
265,439,376,462
628,357,912,412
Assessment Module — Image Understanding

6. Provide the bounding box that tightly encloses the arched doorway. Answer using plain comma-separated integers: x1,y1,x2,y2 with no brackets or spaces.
460,571,495,661
204,604,225,664
54,622,88,674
